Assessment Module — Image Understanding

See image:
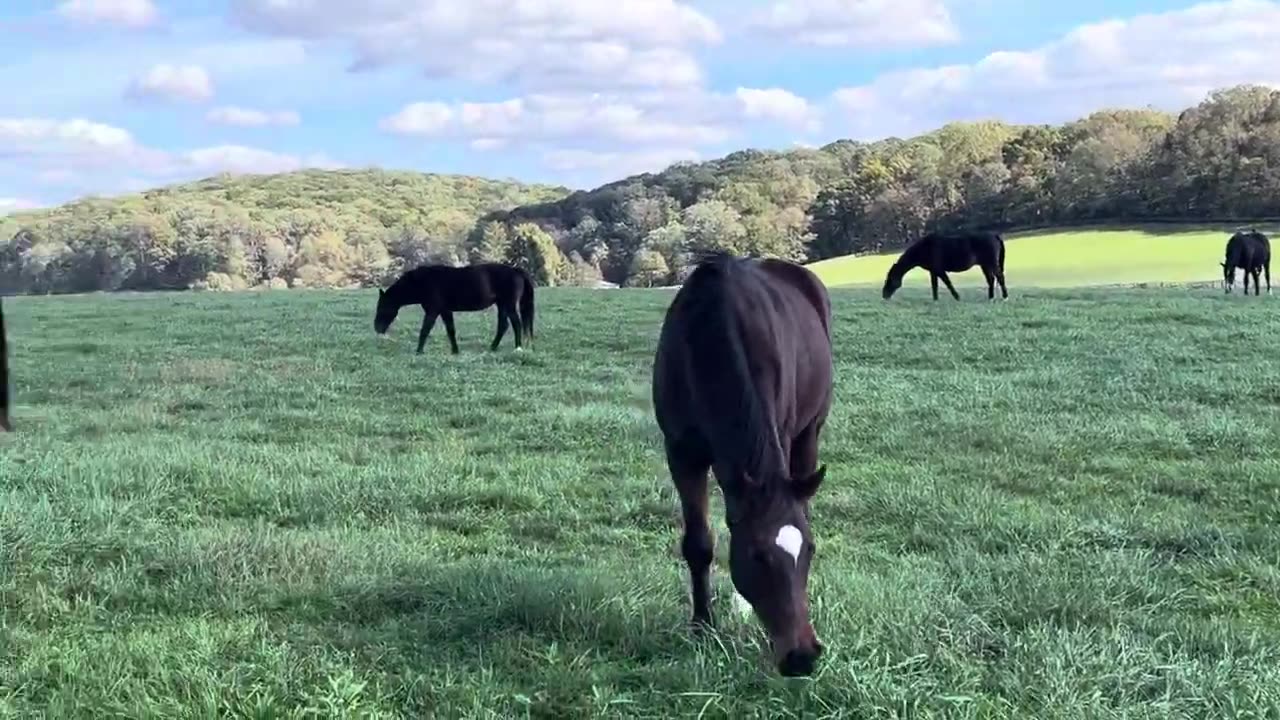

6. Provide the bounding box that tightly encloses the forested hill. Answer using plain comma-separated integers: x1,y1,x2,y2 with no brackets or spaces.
0,169,569,294
4,84,1280,294
478,84,1280,287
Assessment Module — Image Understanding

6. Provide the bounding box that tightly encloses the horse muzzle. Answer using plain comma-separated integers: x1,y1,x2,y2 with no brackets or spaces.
774,624,824,677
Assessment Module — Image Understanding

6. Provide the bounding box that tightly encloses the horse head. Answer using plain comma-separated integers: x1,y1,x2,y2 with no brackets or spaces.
726,465,827,676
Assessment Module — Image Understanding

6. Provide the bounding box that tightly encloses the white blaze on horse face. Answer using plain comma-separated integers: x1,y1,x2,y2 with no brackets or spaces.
775,524,803,564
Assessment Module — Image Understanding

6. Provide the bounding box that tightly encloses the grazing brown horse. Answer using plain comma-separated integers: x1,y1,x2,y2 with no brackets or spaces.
1222,230,1271,295
1,298,11,432
374,263,536,354
652,253,834,677
882,231,1007,301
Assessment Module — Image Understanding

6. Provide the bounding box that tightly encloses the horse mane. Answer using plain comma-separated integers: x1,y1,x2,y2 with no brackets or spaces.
680,256,786,484
890,235,930,274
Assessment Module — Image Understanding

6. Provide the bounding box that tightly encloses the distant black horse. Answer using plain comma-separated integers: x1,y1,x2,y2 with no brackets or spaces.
653,254,834,677
1,298,11,432
374,263,536,354
1222,230,1271,296
882,231,1007,301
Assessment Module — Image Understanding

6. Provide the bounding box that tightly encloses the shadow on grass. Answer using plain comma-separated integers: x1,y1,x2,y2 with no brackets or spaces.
267,559,751,670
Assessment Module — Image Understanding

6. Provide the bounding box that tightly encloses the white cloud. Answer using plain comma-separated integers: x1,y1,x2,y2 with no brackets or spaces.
229,0,720,92
542,147,702,177
126,64,215,103
735,87,821,132
0,117,139,159
380,93,733,149
181,146,343,176
748,0,957,48
828,0,1280,139
57,0,158,29
206,106,301,127
0,198,42,215
0,115,340,203
379,102,454,136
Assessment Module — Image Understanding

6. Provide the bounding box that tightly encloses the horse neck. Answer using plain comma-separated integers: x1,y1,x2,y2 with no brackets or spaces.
683,272,789,485
387,277,425,307
889,256,914,279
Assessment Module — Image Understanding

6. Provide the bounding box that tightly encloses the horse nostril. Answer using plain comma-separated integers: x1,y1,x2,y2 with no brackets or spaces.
779,648,819,677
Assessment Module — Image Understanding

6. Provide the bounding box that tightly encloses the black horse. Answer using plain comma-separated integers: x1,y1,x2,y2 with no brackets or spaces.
652,254,834,677
882,231,1007,301
374,263,536,354
1,298,11,431
1222,230,1271,296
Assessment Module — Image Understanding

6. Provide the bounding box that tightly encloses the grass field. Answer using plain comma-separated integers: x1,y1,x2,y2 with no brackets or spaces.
4,286,1280,718
807,225,1280,290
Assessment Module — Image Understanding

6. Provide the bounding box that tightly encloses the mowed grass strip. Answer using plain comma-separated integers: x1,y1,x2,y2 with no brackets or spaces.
807,225,1280,290
3,286,1280,718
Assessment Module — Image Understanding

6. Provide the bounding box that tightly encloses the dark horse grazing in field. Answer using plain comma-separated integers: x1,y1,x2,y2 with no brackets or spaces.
1,298,10,432
652,254,834,677
374,263,535,354
1222,230,1271,296
882,231,1007,301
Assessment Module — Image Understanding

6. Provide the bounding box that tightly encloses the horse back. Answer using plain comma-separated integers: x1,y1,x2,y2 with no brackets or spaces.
756,258,832,338
1227,232,1270,268
654,257,833,445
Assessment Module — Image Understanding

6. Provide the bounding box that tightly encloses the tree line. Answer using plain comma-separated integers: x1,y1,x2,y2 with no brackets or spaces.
3,84,1280,294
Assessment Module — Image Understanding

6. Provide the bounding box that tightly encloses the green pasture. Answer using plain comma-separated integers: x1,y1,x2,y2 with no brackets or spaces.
807,225,1279,291
2,285,1280,718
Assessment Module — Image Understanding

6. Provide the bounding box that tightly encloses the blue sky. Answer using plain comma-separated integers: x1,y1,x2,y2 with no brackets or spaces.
1,0,1277,211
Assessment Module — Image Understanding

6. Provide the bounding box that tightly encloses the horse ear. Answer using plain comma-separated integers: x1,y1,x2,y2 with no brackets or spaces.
1220,262,1226,269
377,287,384,296
793,465,826,500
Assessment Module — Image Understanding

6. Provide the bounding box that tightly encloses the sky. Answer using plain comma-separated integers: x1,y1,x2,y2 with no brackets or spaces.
1,0,1279,212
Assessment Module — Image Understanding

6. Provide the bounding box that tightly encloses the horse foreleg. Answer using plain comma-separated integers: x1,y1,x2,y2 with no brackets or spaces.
1266,263,1272,295
416,311,438,354
441,312,460,354
996,269,1009,300
981,266,996,301
930,273,940,301
506,302,524,349
939,272,961,301
667,440,714,629
490,308,510,351
1255,269,1263,296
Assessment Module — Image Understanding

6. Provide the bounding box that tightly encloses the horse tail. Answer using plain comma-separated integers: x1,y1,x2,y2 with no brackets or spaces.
519,272,535,340
1,297,11,431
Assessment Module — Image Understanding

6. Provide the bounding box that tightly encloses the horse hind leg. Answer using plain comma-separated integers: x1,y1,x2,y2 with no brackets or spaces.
506,300,524,350
981,266,996,301
489,308,510,351
666,438,715,629
441,312,460,354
